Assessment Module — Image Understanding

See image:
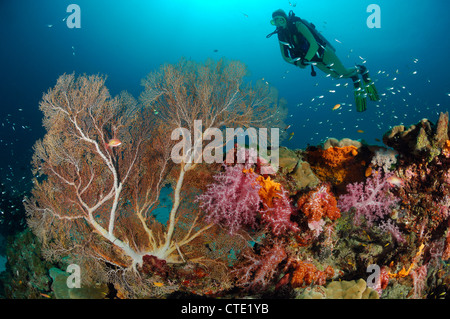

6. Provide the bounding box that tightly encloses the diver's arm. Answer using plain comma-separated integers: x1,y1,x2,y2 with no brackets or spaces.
279,42,307,68
295,21,319,61
278,42,294,64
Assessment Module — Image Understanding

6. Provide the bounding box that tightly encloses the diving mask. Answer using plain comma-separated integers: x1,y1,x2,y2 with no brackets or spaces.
270,16,287,27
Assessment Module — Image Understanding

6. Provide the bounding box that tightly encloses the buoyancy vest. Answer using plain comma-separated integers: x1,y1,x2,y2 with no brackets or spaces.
277,11,335,62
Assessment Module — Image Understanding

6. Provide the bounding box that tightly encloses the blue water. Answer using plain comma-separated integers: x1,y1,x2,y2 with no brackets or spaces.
0,0,449,235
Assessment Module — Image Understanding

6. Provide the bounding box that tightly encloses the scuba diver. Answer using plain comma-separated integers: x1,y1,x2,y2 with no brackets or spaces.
267,9,379,112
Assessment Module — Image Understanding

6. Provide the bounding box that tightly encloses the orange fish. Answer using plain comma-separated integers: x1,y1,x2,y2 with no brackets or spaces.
288,132,294,141
387,175,404,187
357,130,364,133
40,293,51,299
153,282,164,287
106,138,122,148
332,103,341,111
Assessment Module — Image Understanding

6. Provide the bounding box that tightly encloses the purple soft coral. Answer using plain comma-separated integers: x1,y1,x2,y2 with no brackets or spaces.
338,169,399,226
197,164,261,234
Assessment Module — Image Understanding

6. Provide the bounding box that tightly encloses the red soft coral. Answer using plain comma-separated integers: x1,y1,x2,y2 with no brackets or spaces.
197,164,261,235
232,242,287,291
297,183,341,222
290,261,334,288
337,169,399,226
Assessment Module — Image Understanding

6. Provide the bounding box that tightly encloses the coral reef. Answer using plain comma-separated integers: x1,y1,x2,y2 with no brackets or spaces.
3,61,448,300
383,111,449,162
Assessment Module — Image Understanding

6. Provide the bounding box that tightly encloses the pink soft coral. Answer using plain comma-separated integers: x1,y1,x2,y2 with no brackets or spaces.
260,188,299,236
197,164,261,234
337,169,399,226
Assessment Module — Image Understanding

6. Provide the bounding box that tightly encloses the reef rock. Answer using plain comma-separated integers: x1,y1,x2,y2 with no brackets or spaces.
383,112,449,161
49,267,108,299
277,147,320,193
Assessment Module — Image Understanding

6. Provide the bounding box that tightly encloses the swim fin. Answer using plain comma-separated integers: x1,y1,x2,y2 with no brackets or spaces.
358,65,380,102
352,77,367,112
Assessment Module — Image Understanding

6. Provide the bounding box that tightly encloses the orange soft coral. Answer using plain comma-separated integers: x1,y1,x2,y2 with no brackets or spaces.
308,145,358,168
297,183,341,222
442,140,450,158
256,175,282,208
305,145,368,193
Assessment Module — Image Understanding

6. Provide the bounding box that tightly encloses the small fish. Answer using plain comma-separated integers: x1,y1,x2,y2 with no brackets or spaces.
335,38,342,44
40,293,51,298
106,138,122,148
357,130,364,133
375,138,381,142
332,103,341,111
47,24,53,28
387,175,404,187
213,49,218,53
288,132,294,141
284,124,291,130
242,12,248,18
153,282,164,287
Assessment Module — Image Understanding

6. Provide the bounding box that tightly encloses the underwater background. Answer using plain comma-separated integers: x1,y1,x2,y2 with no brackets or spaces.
0,0,449,293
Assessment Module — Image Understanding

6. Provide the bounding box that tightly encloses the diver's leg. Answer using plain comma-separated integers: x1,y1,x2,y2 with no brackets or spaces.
351,75,367,112
319,47,367,112
321,48,358,79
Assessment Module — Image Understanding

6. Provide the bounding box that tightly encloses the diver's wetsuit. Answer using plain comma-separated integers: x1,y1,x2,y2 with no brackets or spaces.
277,18,358,79
273,12,379,112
